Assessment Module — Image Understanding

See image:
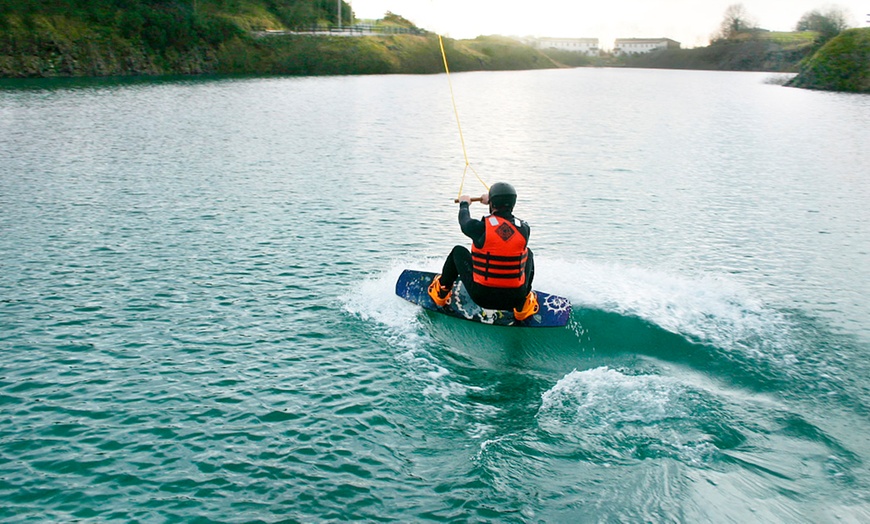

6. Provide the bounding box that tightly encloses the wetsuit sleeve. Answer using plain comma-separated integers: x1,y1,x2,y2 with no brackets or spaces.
458,202,486,247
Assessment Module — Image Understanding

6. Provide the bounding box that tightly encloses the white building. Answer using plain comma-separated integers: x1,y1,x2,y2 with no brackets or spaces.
533,37,599,56
613,38,680,56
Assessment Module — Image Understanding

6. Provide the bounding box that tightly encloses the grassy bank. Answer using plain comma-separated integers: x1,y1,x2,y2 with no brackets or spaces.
787,28,870,93
214,34,561,76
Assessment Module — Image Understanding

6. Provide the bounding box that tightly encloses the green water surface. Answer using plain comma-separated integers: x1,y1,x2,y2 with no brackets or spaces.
1,69,869,522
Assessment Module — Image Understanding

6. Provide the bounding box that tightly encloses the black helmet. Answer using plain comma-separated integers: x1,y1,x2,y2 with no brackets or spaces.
488,182,517,211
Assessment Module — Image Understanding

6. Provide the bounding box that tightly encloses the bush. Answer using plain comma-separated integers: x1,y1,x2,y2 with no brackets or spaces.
195,14,243,45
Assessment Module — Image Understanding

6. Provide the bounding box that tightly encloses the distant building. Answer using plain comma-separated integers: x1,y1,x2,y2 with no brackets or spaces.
613,38,680,55
532,37,599,56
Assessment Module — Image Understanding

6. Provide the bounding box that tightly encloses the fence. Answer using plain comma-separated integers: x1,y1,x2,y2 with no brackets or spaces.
253,25,425,38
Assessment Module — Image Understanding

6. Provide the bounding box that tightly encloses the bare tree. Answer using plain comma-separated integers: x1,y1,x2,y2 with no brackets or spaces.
716,4,758,40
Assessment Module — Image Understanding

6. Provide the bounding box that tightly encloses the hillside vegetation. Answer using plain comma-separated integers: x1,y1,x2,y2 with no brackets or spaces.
0,0,561,77
619,31,819,72
787,28,870,92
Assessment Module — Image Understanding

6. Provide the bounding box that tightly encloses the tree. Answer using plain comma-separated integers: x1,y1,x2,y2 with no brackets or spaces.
715,4,758,40
796,7,850,43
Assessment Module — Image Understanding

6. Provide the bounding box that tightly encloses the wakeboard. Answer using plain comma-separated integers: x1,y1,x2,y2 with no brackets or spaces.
395,269,571,327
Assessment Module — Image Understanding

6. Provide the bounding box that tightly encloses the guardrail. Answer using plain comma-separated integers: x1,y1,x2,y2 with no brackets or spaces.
253,25,425,38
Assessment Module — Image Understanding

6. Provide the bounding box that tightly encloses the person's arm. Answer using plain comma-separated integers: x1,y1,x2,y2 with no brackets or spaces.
457,199,485,245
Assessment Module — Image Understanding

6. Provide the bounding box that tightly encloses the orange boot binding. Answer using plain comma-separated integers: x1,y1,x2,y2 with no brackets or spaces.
427,275,451,307
513,291,539,321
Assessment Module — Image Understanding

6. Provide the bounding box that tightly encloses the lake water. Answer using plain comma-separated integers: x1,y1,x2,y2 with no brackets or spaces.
1,68,869,522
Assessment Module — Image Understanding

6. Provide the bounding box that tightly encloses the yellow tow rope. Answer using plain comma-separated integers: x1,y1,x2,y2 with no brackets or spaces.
438,34,488,200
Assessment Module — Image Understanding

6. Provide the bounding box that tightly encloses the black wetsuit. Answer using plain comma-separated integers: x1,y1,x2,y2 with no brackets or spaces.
439,202,535,310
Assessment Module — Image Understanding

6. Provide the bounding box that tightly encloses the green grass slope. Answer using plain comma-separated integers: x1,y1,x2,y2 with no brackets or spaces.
217,34,560,76
787,28,870,93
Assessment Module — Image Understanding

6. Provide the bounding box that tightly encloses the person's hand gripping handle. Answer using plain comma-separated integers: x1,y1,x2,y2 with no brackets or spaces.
453,193,489,204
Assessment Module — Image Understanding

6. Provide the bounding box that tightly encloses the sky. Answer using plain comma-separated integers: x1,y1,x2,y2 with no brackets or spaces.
349,1,869,49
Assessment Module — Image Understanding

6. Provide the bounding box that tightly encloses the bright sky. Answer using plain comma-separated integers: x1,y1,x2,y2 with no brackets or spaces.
349,1,869,48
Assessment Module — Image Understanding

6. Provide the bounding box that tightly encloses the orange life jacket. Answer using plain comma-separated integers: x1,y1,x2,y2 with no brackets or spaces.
471,215,528,288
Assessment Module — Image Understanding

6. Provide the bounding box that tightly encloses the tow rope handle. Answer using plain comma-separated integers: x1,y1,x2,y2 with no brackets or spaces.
453,197,485,203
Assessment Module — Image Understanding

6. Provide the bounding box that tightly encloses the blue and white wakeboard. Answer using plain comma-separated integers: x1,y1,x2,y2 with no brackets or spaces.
395,269,571,328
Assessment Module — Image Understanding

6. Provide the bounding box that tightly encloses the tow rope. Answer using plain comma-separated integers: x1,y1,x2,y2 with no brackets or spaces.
438,34,488,200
